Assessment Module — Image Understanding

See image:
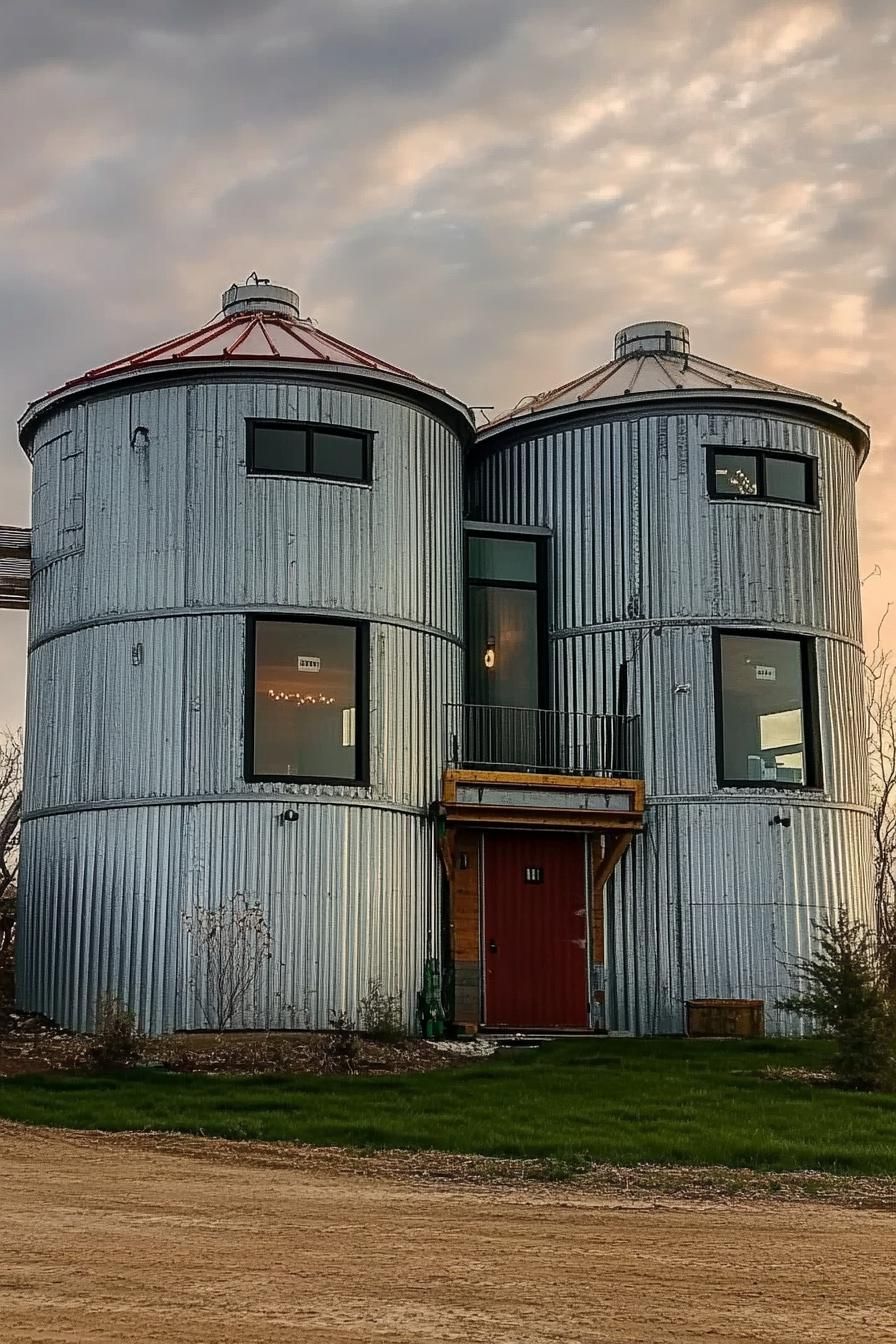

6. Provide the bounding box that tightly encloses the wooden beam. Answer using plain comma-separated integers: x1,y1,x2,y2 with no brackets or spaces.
437,830,454,882
593,831,634,894
0,526,31,560
440,805,644,832
0,527,31,611
442,767,644,811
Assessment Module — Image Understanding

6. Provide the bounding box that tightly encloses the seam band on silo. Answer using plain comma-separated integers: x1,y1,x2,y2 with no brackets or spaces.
20,795,431,825
27,606,464,656
643,796,873,814
550,618,864,651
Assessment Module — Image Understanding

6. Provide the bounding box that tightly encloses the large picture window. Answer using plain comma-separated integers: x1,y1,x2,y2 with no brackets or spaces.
708,447,817,506
247,617,367,783
713,631,821,788
248,420,371,483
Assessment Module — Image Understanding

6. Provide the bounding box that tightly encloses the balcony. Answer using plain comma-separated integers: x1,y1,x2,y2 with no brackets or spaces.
444,703,642,779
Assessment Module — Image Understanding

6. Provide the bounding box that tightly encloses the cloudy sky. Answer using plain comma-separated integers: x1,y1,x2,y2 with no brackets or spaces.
0,0,894,726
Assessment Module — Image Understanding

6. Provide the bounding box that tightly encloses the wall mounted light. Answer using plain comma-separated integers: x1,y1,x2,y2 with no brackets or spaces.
131,643,143,667
484,637,496,670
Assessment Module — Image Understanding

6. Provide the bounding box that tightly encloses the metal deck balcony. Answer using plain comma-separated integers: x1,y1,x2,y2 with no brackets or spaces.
444,703,642,779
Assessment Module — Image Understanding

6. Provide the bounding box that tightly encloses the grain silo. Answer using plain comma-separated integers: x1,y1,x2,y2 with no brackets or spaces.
16,280,473,1033
463,320,872,1035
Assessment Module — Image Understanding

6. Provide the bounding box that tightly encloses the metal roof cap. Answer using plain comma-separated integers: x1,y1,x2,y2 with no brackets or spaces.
221,280,301,319
615,321,690,358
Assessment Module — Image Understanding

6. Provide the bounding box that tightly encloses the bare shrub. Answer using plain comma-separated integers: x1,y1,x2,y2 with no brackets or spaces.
358,979,405,1042
182,894,273,1030
867,615,896,992
0,727,22,957
88,994,143,1069
321,1009,360,1073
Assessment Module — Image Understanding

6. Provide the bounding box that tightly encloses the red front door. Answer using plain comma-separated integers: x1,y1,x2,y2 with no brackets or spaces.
482,831,589,1030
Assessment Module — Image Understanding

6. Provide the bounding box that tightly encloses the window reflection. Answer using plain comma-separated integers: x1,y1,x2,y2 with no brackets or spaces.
467,585,540,707
716,633,818,786
249,421,368,482
466,533,541,709
714,452,759,497
251,620,360,780
709,448,815,505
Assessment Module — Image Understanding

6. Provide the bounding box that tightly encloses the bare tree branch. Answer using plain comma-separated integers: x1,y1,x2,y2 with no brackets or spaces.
866,612,896,991
0,726,23,956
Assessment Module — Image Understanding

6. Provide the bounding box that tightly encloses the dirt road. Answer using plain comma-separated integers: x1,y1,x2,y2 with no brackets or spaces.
1,1125,895,1343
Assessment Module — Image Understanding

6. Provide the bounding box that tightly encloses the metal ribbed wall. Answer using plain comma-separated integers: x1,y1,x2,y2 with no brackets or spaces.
471,405,871,1034
29,382,462,643
470,413,861,639
17,802,442,1034
608,800,873,1035
19,375,465,1033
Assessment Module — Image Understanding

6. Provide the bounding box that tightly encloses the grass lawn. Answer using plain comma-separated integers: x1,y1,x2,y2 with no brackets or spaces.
1,1037,895,1175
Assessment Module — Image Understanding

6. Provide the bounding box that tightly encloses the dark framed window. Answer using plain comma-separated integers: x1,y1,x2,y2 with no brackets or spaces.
246,616,368,783
247,419,371,483
707,447,817,506
713,630,822,789
465,532,546,709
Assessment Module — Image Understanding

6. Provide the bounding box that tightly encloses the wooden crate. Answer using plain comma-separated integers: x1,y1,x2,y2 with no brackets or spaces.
686,998,764,1038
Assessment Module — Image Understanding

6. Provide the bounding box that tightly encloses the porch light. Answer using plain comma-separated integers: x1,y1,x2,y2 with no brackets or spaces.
484,637,496,670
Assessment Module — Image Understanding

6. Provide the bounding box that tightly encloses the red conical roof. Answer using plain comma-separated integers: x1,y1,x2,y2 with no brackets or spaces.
72,309,423,387
20,280,473,446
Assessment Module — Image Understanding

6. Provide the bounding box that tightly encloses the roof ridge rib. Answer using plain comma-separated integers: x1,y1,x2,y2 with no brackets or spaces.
689,352,794,393
266,316,332,360
626,356,645,393
575,361,625,401
306,324,406,373
223,315,261,357
81,314,238,379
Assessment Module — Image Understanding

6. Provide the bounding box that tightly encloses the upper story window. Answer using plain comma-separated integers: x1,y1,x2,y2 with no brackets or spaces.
708,447,817,506
466,531,545,709
713,630,821,789
248,420,371,483
246,616,367,784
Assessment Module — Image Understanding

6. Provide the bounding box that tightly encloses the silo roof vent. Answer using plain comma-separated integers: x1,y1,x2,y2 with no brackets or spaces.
221,276,301,319
614,321,690,359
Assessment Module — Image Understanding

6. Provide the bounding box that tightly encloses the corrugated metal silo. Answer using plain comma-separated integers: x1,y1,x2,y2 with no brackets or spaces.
470,321,872,1034
17,280,473,1033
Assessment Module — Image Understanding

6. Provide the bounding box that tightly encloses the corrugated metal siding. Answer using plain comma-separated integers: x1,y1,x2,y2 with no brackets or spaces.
471,402,871,1037
472,411,861,640
555,627,867,804
19,374,464,1033
607,801,872,1035
24,617,460,813
18,801,441,1033
28,382,462,645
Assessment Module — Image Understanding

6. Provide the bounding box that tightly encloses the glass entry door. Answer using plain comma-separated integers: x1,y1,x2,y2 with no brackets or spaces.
464,531,544,768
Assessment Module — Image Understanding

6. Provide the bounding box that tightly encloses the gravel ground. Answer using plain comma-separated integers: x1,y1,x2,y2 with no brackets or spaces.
1,1122,895,1343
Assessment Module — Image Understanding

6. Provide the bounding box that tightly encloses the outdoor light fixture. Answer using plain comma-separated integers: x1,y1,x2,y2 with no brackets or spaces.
484,637,496,669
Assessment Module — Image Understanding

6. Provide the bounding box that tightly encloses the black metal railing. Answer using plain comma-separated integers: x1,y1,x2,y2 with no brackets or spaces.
444,703,642,778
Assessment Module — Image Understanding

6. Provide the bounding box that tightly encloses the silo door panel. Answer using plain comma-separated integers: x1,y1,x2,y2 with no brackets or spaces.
482,832,589,1030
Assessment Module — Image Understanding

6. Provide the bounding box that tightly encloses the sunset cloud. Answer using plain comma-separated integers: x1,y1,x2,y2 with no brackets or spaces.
1,0,894,721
